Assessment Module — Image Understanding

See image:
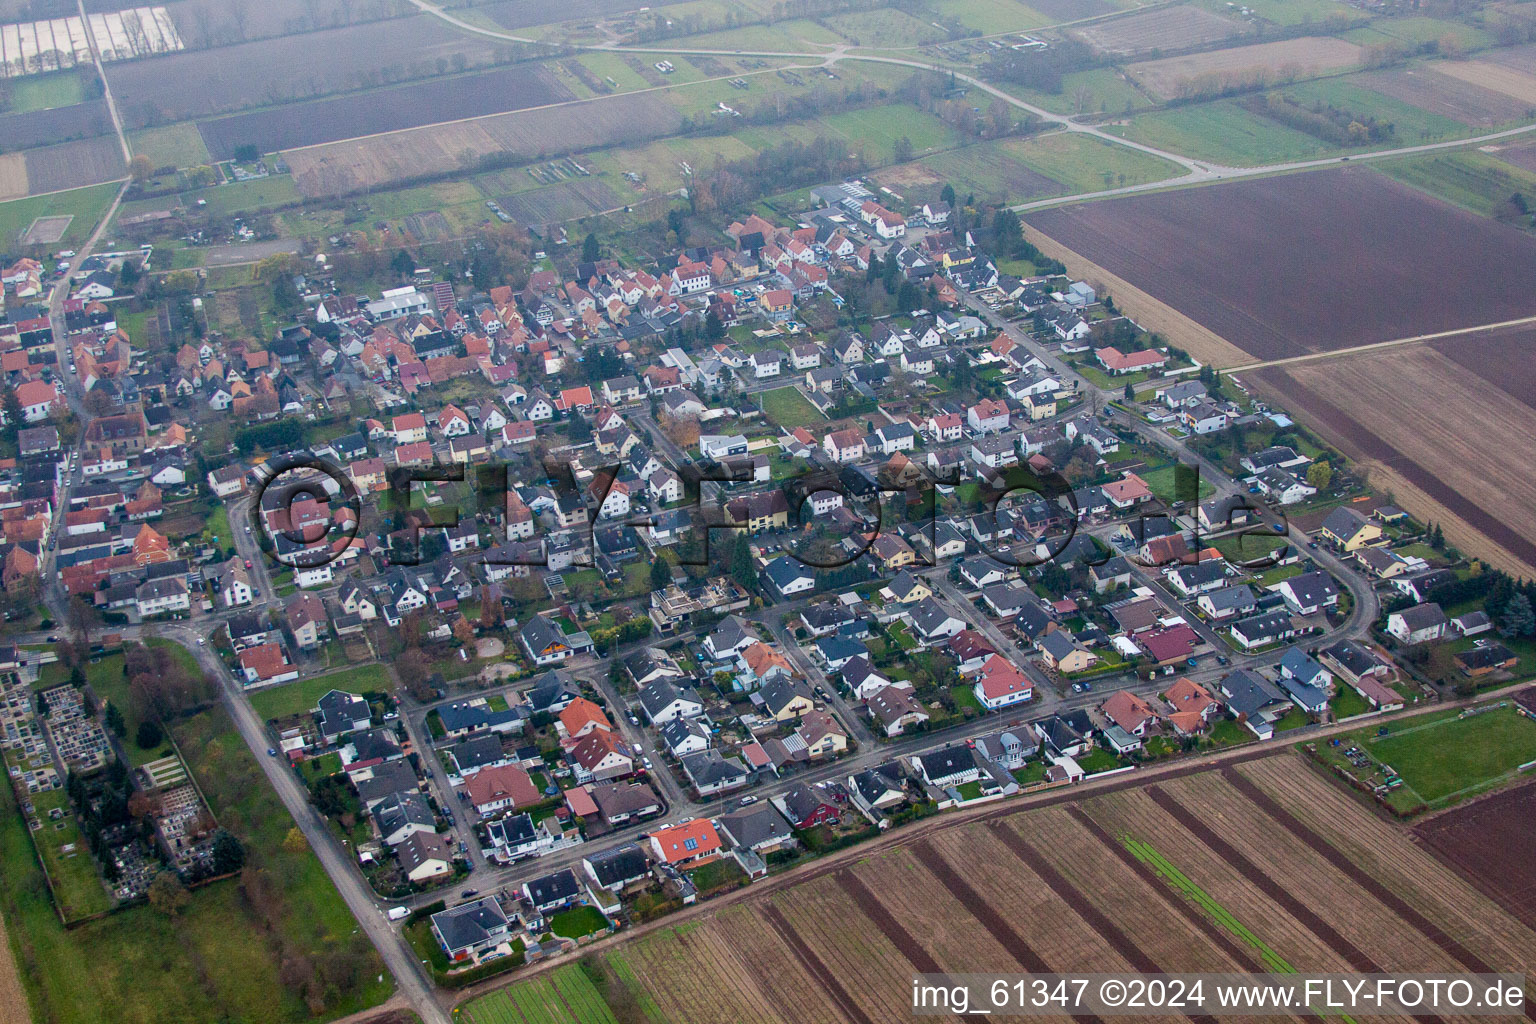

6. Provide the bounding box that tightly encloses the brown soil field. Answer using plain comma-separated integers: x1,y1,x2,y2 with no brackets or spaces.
1428,321,1536,409
1237,758,1536,977
0,100,113,153
0,154,29,202
466,747,1536,1024
1022,222,1253,368
107,15,527,127
1251,344,1536,576
1163,772,1475,980
0,906,30,1024
1127,37,1362,100
1356,67,1532,126
1026,0,1116,21
197,64,573,160
1081,787,1382,983
286,91,683,196
1490,141,1536,173
481,0,638,32
1482,41,1536,77
1432,59,1536,107
21,137,125,196
1072,5,1247,57
1414,782,1536,934
1026,167,1536,361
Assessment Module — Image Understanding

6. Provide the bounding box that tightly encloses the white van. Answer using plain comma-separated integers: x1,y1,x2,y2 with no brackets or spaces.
386,906,410,921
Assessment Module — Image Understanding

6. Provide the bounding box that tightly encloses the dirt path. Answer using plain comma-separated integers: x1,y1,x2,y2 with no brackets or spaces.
0,906,33,1024
1023,222,1254,369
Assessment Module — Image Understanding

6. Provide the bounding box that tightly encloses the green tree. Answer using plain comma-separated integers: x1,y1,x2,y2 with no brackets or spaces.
211,828,246,874
729,534,755,592
582,232,601,263
1500,592,1534,638
135,719,164,750
940,184,956,208
390,249,414,279
1306,461,1333,491
1,387,20,448
147,870,190,916
650,558,672,590
104,701,126,738
1123,382,1135,402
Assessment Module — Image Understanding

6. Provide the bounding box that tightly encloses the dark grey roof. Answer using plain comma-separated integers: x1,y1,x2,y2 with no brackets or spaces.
447,734,506,772
717,804,793,849
431,897,508,952
524,868,581,907
917,744,976,781
585,844,649,888
1219,669,1288,717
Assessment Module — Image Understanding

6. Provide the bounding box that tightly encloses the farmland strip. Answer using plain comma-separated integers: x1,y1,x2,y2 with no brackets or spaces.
1146,786,1449,1024
1065,805,1271,973
912,838,1107,1024
992,823,1221,1024
835,869,943,973
1221,769,1536,1024
760,902,874,1024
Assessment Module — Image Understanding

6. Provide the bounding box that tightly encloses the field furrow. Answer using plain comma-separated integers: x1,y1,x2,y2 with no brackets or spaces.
1161,772,1490,1024
1235,759,1536,975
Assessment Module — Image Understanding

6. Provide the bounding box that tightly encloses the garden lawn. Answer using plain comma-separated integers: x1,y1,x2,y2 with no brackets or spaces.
1140,464,1216,504
1329,683,1369,720
249,665,388,720
549,904,609,939
758,386,822,429
1362,704,1536,804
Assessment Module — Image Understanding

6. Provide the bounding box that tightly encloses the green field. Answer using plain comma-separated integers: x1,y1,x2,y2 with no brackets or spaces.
1356,703,1536,806
931,0,1052,34
1377,150,1536,218
758,386,822,428
0,181,118,249
63,650,176,769
1281,75,1475,145
3,68,89,113
0,704,390,1024
462,963,619,1024
1107,101,1339,166
823,8,945,47
818,104,961,164
1344,15,1493,50
1195,0,1360,27
249,665,389,720
1006,131,1184,194
1000,67,1158,117
127,124,213,170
